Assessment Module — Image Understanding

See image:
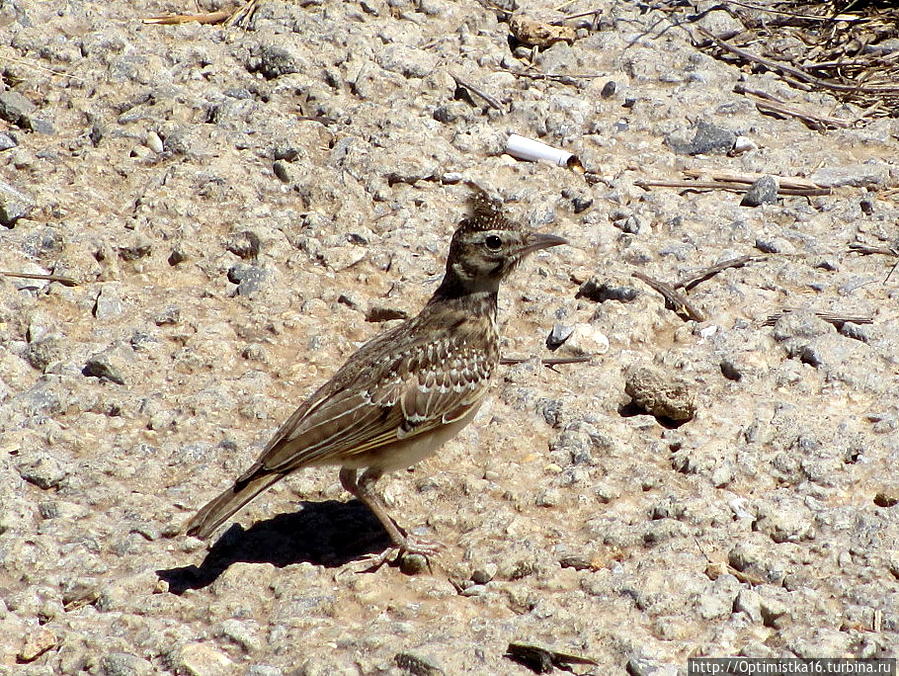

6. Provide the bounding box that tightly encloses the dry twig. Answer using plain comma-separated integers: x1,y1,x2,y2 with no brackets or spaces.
762,310,874,327
500,355,592,366
696,27,899,97
675,255,765,291
734,84,856,129
143,10,231,25
450,74,504,111
0,271,77,287
632,271,705,322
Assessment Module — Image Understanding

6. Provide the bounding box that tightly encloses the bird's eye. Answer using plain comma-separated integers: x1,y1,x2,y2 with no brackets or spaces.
484,235,502,251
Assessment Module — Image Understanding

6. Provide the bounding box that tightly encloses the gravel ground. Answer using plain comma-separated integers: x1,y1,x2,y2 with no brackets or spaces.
1,0,898,673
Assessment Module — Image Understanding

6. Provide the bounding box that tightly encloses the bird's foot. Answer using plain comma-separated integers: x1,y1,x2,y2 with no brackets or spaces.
352,534,444,574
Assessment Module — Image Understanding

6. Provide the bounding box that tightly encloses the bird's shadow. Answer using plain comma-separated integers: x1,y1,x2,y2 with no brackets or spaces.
157,499,391,594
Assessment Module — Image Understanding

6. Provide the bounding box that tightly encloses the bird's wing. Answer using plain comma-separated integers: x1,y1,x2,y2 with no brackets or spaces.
239,329,495,478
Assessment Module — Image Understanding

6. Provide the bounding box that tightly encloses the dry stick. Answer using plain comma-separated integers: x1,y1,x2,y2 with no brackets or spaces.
500,69,578,85
634,179,829,197
849,242,899,282
143,10,231,24
675,255,765,291
697,27,899,95
708,0,862,21
0,271,77,287
632,271,705,322
226,0,261,28
0,53,87,82
500,355,592,366
849,243,899,257
735,88,856,129
450,74,504,112
680,169,824,191
762,310,874,327
552,8,602,24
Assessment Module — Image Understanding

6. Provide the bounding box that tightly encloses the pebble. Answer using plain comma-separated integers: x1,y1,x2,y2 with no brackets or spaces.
0,131,17,150
626,655,678,676
17,453,71,490
228,263,272,296
667,120,735,155
740,175,779,206
145,131,164,154
575,278,639,303
394,652,444,676
94,283,127,319
176,643,235,676
217,618,263,653
552,322,609,356
83,351,127,385
471,563,497,584
227,230,262,259
624,364,696,422
100,652,155,676
399,553,430,575
734,588,762,622
16,627,57,663
0,179,35,227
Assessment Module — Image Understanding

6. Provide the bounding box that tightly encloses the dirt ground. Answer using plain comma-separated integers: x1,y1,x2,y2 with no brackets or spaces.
1,0,898,673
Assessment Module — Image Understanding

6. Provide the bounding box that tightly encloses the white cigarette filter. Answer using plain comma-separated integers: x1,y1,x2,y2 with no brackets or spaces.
505,133,580,168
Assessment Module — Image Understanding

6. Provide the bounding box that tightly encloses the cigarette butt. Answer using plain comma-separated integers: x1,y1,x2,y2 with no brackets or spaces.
505,133,580,169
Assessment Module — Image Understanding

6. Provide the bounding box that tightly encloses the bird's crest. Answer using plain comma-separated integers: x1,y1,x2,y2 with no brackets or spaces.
462,181,519,233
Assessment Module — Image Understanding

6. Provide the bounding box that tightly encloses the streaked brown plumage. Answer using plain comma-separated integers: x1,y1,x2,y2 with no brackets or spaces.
185,185,566,561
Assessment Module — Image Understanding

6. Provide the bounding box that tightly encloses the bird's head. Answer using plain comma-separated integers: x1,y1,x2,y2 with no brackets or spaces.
438,185,567,296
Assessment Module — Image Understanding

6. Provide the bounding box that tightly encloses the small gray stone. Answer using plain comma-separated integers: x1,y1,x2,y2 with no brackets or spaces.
719,359,742,381
94,284,126,319
471,563,497,584
667,120,735,155
248,667,282,676
759,596,788,628
176,642,234,676
0,90,36,127
0,180,34,227
249,43,307,79
546,324,574,349
154,306,180,326
399,553,429,575
624,365,696,422
17,453,70,490
740,175,779,207
734,588,762,622
168,248,187,266
228,263,271,296
84,352,127,385
100,652,154,676
601,80,617,97
576,278,639,303
626,655,678,676
0,132,17,150
217,618,262,653
25,337,66,371
273,160,291,183
227,230,261,259
839,321,869,343
117,235,152,261
394,652,444,676
613,214,646,234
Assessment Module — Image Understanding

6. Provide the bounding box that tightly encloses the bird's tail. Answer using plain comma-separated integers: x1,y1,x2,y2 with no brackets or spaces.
184,472,283,540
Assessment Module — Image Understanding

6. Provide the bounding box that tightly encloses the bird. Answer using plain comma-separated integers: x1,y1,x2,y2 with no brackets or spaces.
185,184,567,564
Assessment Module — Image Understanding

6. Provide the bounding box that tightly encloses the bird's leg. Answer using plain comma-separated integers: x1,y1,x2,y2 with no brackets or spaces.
339,467,442,568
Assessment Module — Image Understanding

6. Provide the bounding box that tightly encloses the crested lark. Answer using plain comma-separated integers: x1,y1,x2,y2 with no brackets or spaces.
186,185,566,561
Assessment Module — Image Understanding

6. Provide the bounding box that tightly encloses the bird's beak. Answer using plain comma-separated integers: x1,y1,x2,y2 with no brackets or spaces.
520,232,568,256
